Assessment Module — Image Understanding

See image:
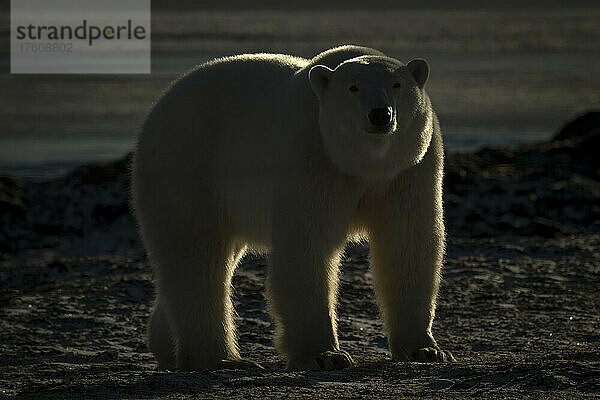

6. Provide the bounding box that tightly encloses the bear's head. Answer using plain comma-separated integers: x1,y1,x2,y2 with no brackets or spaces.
309,55,434,180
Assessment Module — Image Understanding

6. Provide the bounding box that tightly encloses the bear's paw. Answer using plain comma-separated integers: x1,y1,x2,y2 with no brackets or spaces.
288,350,355,371
394,347,456,363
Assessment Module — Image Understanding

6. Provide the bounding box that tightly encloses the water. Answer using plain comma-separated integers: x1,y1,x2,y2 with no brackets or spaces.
0,135,135,179
0,129,553,179
1,8,598,178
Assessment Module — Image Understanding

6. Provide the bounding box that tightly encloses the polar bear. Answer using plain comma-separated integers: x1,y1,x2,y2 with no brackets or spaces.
132,45,455,371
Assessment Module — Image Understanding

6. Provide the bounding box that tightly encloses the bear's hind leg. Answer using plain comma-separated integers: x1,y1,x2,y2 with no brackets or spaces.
147,300,176,370
151,236,254,370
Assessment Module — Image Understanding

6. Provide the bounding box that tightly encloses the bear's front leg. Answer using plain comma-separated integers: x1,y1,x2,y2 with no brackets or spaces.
266,190,357,370
368,178,455,363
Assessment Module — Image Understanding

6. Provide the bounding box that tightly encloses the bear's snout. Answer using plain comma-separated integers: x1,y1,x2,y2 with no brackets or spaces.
368,107,393,129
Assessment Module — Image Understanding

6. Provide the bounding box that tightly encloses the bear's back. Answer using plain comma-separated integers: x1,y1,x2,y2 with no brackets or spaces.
174,53,307,104
137,53,309,174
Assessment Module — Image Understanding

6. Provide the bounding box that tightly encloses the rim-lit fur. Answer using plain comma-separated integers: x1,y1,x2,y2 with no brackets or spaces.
132,45,451,371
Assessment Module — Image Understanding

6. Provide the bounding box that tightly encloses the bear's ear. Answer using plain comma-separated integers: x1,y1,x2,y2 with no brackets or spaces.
407,59,430,90
309,65,334,98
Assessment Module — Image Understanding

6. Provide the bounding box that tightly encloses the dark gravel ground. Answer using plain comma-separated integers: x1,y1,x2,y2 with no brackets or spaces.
1,236,599,399
1,113,599,398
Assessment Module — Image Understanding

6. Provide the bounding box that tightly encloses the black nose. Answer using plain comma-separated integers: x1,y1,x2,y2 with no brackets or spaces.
368,108,392,127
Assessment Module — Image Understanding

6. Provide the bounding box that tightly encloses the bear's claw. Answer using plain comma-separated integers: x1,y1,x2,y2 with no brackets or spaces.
218,358,265,370
290,350,355,371
316,350,355,370
395,347,456,363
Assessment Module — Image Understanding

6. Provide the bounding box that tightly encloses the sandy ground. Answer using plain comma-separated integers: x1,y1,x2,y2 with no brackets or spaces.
1,114,600,398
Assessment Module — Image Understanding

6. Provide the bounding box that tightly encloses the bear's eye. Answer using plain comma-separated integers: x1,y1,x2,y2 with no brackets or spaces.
349,85,359,92
393,82,401,89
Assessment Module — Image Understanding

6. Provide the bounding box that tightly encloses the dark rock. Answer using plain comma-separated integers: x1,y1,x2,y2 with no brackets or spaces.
572,130,600,171
475,147,516,165
443,151,480,192
531,217,573,238
0,176,27,215
67,153,133,185
553,111,600,141
94,203,131,224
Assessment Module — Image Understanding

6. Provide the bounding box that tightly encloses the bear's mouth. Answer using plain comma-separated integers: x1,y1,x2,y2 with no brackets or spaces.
366,127,393,135
364,123,395,136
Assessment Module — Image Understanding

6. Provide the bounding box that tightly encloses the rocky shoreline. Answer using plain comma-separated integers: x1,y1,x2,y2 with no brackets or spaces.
1,113,599,254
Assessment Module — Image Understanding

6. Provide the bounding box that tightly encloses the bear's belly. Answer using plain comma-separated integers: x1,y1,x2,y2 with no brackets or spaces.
219,174,274,246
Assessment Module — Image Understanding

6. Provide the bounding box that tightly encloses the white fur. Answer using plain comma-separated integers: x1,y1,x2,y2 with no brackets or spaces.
132,45,453,371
